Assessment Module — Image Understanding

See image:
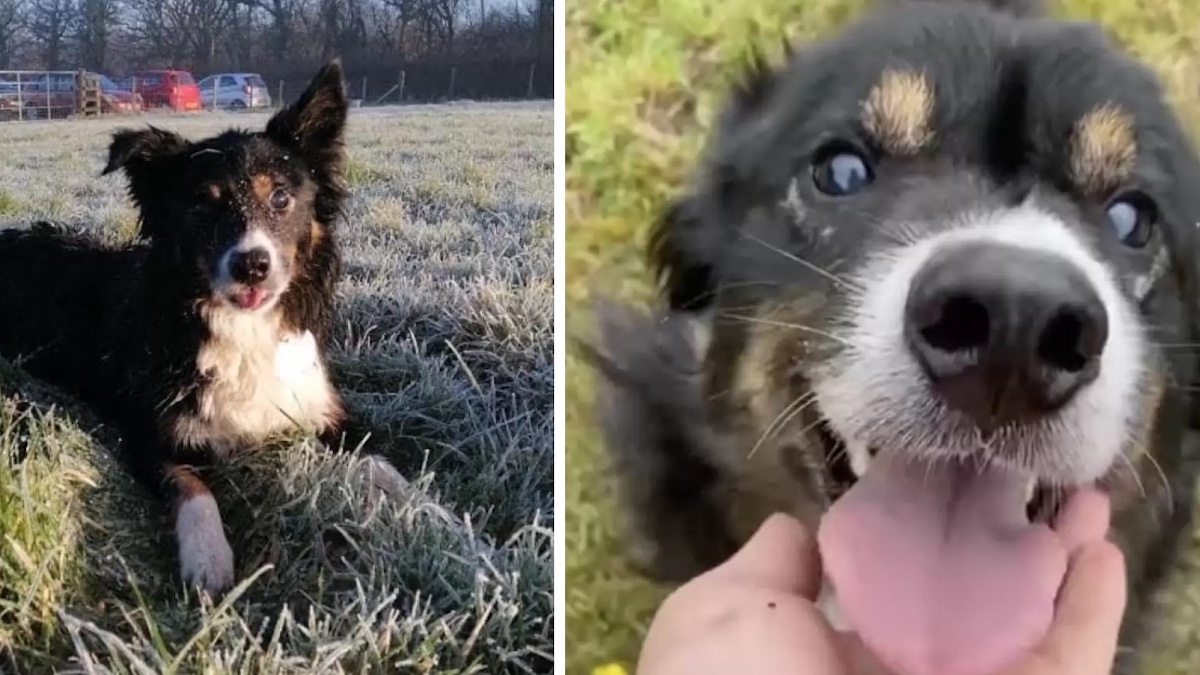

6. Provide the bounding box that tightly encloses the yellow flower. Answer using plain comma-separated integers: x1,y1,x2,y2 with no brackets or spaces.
592,664,629,675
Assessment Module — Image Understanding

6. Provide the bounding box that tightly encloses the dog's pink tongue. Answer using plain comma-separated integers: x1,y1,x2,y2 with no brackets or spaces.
234,288,266,309
817,454,1069,675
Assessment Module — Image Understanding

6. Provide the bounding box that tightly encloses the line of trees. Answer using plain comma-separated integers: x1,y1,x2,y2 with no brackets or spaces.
0,0,552,83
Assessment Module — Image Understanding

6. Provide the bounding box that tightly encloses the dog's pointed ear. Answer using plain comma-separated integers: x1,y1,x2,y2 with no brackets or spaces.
265,59,348,157
102,127,189,177
265,59,349,225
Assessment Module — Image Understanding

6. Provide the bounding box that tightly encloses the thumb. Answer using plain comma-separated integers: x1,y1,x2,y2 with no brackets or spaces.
1004,540,1126,675
706,513,823,600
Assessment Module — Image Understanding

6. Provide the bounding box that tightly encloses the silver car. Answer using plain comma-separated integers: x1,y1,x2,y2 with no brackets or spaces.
196,73,271,109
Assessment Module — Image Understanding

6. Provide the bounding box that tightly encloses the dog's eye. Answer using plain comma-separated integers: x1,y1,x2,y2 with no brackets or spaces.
1105,191,1156,248
269,188,292,210
811,144,873,196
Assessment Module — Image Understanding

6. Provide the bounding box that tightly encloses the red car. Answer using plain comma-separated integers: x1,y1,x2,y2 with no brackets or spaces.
125,70,202,111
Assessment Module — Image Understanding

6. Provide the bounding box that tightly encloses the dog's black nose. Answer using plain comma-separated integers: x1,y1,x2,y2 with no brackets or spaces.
903,240,1108,430
229,247,271,285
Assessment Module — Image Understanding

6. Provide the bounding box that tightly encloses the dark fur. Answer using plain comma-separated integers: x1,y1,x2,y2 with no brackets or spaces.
0,60,388,591
584,0,1200,668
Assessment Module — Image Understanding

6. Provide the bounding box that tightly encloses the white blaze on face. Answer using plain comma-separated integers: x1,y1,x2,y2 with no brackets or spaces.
215,228,280,287
813,204,1146,485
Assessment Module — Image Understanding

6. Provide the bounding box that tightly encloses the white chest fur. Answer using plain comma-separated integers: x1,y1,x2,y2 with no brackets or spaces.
174,307,341,453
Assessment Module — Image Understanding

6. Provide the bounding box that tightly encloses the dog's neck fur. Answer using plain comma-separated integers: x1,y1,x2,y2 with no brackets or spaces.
171,299,342,456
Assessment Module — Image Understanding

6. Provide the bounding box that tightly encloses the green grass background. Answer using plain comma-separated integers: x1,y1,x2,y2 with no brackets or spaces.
564,1,1200,673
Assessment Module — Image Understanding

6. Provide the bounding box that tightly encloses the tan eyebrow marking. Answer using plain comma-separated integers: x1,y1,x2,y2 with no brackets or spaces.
251,174,276,204
1069,104,1137,195
861,69,935,156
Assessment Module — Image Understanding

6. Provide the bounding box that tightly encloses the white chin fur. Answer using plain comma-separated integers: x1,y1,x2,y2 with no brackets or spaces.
213,228,287,300
812,205,1145,485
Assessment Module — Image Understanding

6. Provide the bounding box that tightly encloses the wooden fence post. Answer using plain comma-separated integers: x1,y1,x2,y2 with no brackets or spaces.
398,70,406,102
526,63,536,98
448,66,457,99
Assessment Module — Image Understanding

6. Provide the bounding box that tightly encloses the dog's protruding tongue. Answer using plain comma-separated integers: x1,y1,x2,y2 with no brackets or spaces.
817,453,1069,675
234,287,267,310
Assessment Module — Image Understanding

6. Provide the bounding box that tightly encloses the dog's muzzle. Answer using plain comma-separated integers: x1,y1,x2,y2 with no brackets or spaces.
903,239,1108,432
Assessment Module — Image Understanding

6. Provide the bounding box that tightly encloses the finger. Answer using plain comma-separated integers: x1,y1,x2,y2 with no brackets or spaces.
1052,488,1111,553
638,594,849,675
1006,541,1126,675
706,512,823,599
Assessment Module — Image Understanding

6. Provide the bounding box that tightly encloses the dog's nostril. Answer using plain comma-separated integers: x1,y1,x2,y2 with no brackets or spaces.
918,295,990,353
247,249,270,274
1037,307,1103,373
231,247,271,283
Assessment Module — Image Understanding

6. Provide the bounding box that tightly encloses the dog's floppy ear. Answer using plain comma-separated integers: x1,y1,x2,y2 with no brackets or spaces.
265,59,349,224
102,127,189,241
102,127,188,177
648,195,717,312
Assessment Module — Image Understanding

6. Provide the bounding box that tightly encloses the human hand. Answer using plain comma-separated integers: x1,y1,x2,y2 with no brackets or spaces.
635,489,1126,675
996,489,1127,675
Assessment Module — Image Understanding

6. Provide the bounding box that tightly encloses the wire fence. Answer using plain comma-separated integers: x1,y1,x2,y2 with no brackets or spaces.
268,59,553,107
0,59,553,123
0,70,137,121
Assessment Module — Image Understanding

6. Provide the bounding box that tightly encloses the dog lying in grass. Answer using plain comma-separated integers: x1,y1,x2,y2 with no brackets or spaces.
0,60,405,595
583,0,1200,673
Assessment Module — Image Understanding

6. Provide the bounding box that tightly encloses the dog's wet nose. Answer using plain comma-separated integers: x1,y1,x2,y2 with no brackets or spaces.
903,240,1108,429
229,247,271,285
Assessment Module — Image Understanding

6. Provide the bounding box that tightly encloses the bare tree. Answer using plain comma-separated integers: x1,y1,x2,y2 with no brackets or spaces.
534,0,550,60
417,0,461,55
76,0,117,70
0,0,25,69
125,0,237,70
27,0,75,69
317,0,368,60
223,0,255,66
377,0,419,59
10,0,551,101
237,0,301,63
125,0,176,64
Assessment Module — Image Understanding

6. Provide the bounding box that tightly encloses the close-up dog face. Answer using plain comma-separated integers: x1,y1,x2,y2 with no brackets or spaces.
658,0,1200,512
642,3,1200,668
101,62,349,314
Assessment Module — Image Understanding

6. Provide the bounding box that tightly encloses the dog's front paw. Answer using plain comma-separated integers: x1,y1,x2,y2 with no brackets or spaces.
175,494,235,595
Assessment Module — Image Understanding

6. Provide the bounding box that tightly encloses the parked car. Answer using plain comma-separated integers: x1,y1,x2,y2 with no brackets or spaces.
124,69,202,111
97,74,146,113
0,79,22,121
21,72,144,119
196,72,271,109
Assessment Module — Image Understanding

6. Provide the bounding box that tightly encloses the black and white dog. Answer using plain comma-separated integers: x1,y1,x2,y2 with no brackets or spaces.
0,60,404,595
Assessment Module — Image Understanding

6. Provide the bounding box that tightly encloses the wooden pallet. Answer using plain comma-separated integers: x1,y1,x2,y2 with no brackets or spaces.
75,71,101,117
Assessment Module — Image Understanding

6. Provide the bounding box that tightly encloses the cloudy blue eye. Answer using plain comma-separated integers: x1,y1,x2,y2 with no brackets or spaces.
1105,191,1156,248
812,144,873,196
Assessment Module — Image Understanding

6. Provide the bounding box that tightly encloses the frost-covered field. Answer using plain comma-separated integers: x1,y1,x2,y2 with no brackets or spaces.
0,102,554,674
